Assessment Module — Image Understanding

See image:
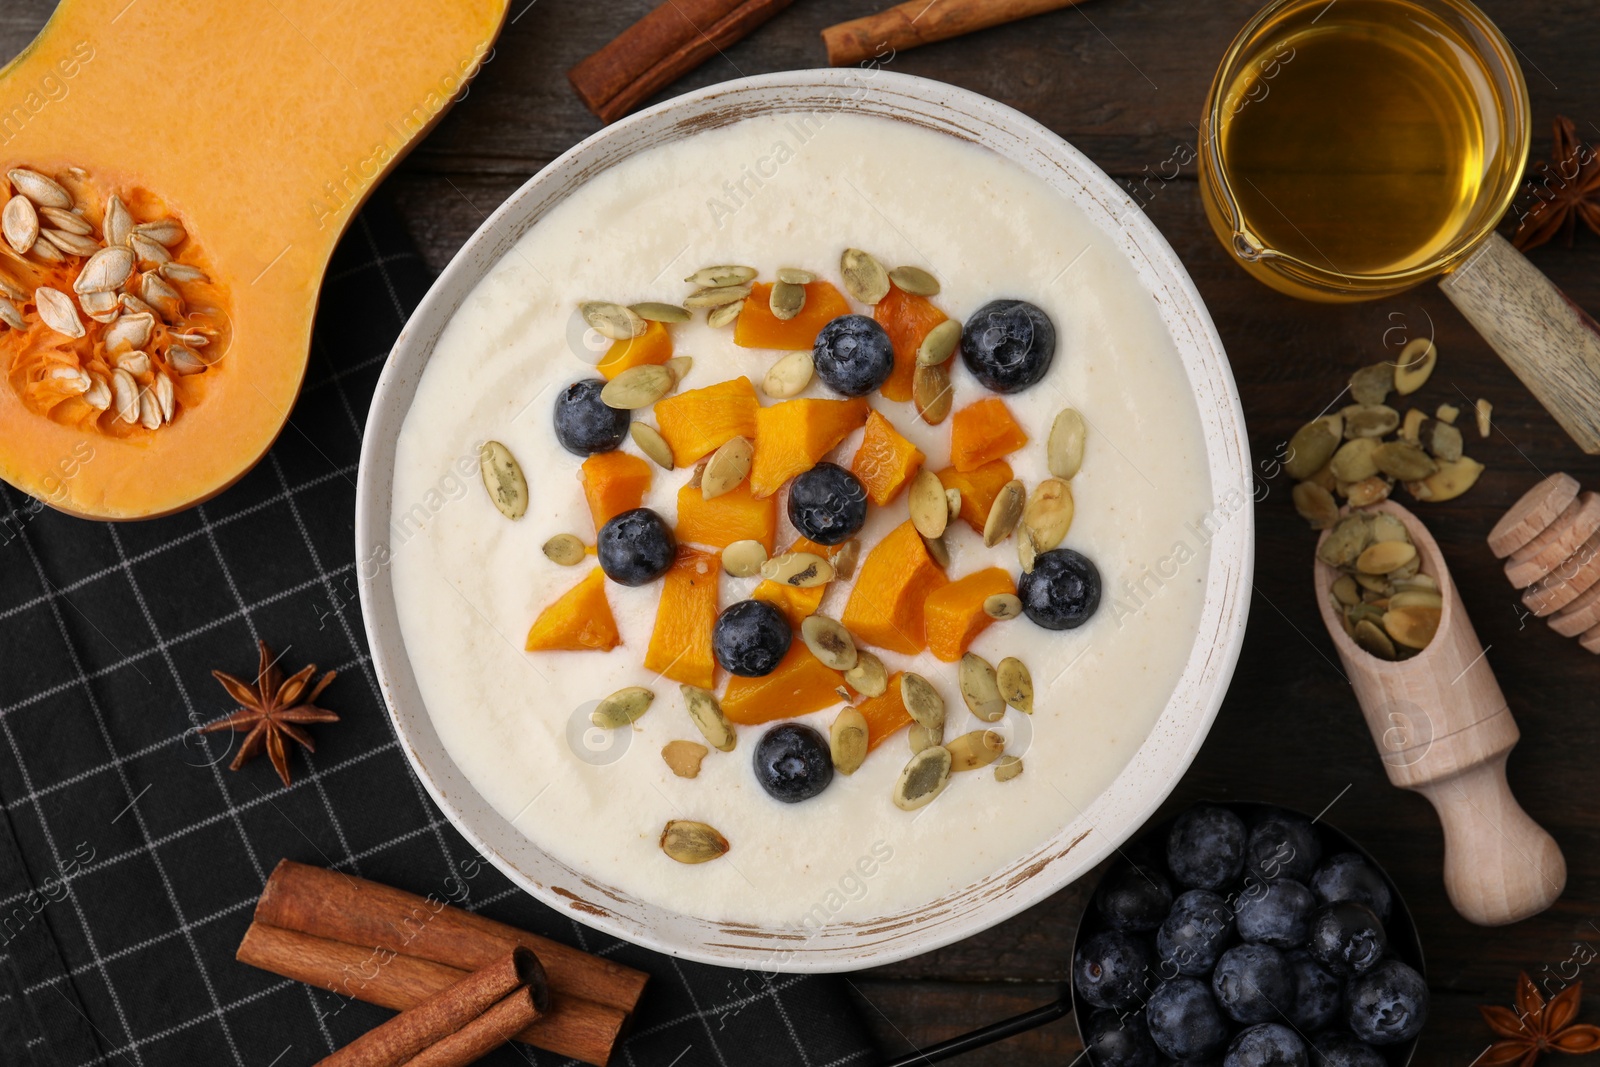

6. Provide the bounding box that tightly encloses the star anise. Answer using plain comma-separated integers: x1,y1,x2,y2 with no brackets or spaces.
1480,972,1600,1066
1512,115,1600,251
198,641,338,787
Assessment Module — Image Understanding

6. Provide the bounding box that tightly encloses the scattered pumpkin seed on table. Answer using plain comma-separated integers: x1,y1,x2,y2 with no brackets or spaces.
1292,481,1339,530
1393,337,1436,395
1349,363,1392,406
1342,404,1399,439
1406,456,1483,501
478,441,528,520
1284,415,1342,480
660,820,729,863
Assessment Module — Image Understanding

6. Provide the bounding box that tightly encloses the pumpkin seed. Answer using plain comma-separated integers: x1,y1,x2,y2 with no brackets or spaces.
1357,540,1416,575
681,685,736,752
760,552,833,588
913,362,953,424
103,195,133,247
946,488,962,519
0,299,21,330
7,169,71,208
592,686,654,729
1020,479,1073,557
983,480,1026,547
159,262,209,284
661,357,693,387
888,264,940,296
1394,573,1439,593
1292,481,1339,530
1372,441,1437,482
1342,404,1400,439
841,248,890,304
152,372,174,422
0,275,24,301
82,374,110,410
114,350,151,376
1331,575,1361,607
27,237,63,262
845,650,888,698
1394,337,1436,395
127,231,171,266
1350,363,1392,406
706,299,745,328
700,435,753,499
684,265,756,287
1284,416,1342,480
42,228,99,257
920,532,951,569
1475,398,1492,438
763,349,814,398
80,289,118,322
46,365,88,393
478,441,528,520
1400,408,1426,443
1389,589,1444,611
900,673,945,731
830,707,869,775
1388,554,1420,581
683,283,753,309
1047,408,1088,479
1318,515,1371,568
687,456,709,489
662,740,709,778
1406,456,1483,502
984,593,1023,620
630,301,690,323
908,722,942,754
2,195,37,254
801,614,858,671
1436,402,1460,424
135,218,186,246
1419,418,1463,462
630,423,675,469
909,468,949,539
600,364,674,410
996,657,1033,713
994,755,1024,782
958,653,1006,722
1353,619,1397,659
137,390,162,430
580,300,647,340
168,346,207,376
39,207,89,235
915,318,961,367
947,730,1005,771
892,746,952,810
1328,438,1381,482
140,273,182,320
34,287,83,338
770,280,806,321
722,539,768,577
542,533,586,566
1384,606,1440,649
1369,513,1409,543
830,538,861,581
660,820,729,863
777,267,815,285
121,292,156,316
1344,477,1392,507
1355,573,1390,595
111,368,138,423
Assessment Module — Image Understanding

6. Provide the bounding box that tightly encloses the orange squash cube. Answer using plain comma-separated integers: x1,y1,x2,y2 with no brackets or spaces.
850,409,925,506
749,395,870,498
644,547,720,689
675,482,777,552
938,460,1015,534
525,568,620,652
721,642,845,725
595,320,673,380
842,520,949,655
874,284,948,403
924,568,1018,662
950,398,1029,472
579,451,653,531
654,376,759,466
734,281,853,350
857,673,913,750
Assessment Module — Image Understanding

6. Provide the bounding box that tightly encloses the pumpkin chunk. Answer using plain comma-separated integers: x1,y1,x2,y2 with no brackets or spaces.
525,568,620,652
850,409,925,506
938,460,1015,534
579,451,653,531
749,395,870,498
924,568,1018,662
874,284,948,402
644,547,720,689
721,642,845,725
595,320,672,380
676,482,778,552
654,376,759,466
749,536,833,626
734,281,853,350
950,398,1029,472
858,673,913,751
842,520,949,655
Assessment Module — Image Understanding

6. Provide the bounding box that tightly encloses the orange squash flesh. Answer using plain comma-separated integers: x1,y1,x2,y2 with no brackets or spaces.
858,673,912,751
579,451,652,531
675,482,777,552
643,547,719,689
749,535,832,626
0,0,508,518
938,460,1015,534
654,376,759,466
874,284,948,403
721,641,845,725
842,520,949,655
924,568,1018,662
850,409,924,506
950,398,1029,472
749,395,870,498
525,568,620,652
734,281,853,350
595,320,672,380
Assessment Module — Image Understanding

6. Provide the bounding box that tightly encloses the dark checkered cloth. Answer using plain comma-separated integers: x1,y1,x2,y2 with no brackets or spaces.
0,194,878,1067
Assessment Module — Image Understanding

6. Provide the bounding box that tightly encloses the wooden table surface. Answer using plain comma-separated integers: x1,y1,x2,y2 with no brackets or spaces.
10,1,1600,1062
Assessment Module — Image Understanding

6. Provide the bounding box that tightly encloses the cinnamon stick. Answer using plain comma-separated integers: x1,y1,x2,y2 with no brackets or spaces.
238,923,625,1067
569,0,795,124
255,860,647,1015
402,989,541,1067
822,0,1093,67
315,948,543,1067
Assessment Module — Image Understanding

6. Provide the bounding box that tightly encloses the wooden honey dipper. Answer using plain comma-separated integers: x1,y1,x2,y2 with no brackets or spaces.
1315,500,1566,926
1489,473,1600,649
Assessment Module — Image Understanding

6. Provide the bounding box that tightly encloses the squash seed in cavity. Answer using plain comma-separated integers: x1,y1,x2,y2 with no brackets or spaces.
542,533,586,566
1284,416,1342,481
1344,477,1392,507
830,538,861,581
1342,404,1400,439
841,248,890,304
909,468,949,539
1394,337,1436,395
922,532,951,569
592,687,654,729
631,301,690,323
893,746,952,810
984,593,1023,620
983,480,1026,547
1020,479,1073,559
760,552,833,588
900,673,945,731
663,356,694,385
1352,619,1397,660
947,730,1005,772
1356,540,1416,575
1292,481,1339,530
685,265,756,287
1406,456,1483,502
777,267,815,285
631,424,675,469
994,755,1024,782
1372,441,1437,482
701,435,753,499
1368,513,1409,544
845,650,888,698
888,264,940,295
763,350,814,398
1350,363,1392,406
908,722,942,754
997,657,1033,713
1048,408,1088,479
581,300,647,340
830,707,869,775
478,441,528,520
1331,575,1361,606
722,539,768,578
680,685,736,752
913,362,953,424
916,318,961,367
1318,515,1371,569
1328,438,1380,483
707,300,745,328
958,653,1006,722
770,280,806,321
662,740,708,778
801,614,858,671
660,820,729,863
684,284,754,309
600,364,674,410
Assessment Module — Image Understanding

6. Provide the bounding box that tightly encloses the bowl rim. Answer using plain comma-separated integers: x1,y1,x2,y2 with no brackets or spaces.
355,67,1255,972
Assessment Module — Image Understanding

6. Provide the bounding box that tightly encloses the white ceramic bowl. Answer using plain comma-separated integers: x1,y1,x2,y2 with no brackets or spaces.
355,69,1252,972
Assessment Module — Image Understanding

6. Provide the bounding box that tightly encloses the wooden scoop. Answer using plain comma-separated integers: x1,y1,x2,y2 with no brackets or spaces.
1314,500,1565,926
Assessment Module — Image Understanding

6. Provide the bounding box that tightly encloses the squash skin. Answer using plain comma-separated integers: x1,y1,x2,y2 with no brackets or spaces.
924,567,1018,662
721,642,844,725
842,520,949,655
857,672,912,751
950,398,1029,472
873,284,948,403
938,460,1015,534
644,547,719,689
525,568,620,652
748,396,870,498
734,281,852,350
0,0,509,519
850,409,924,506
580,451,652,531
654,376,759,466
675,481,777,552
595,320,672,380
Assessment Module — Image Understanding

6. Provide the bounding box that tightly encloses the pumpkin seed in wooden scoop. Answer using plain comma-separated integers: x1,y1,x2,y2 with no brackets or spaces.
1357,540,1416,575
830,707,869,775
892,746,952,811
660,820,729,863
801,614,858,671
592,687,654,729
680,685,736,752
478,441,528,520
958,653,1006,722
1352,619,1398,660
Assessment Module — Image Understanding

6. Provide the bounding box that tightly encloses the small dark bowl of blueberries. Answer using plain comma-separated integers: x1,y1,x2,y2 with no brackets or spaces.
1072,802,1426,1067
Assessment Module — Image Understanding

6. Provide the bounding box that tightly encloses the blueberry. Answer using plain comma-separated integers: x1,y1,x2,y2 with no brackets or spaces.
1167,805,1247,890
553,378,629,456
1286,949,1343,1031
787,462,869,545
1096,863,1174,933
1306,1031,1385,1067
1309,854,1393,923
1074,930,1157,1011
595,508,675,586
1236,879,1315,948
1212,944,1293,1025
1157,889,1235,977
1306,901,1386,978
1345,959,1427,1046
1246,809,1323,882
752,723,833,803
1018,548,1101,630
1224,1023,1308,1067
1083,1009,1164,1067
960,298,1056,393
813,314,894,396
712,599,792,677
1146,977,1229,1061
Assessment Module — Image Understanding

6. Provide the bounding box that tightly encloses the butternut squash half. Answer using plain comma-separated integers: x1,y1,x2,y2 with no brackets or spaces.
0,0,508,518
